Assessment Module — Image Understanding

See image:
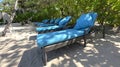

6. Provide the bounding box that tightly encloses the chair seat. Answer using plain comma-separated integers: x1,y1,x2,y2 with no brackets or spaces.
37,29,85,47
36,25,61,32
34,22,43,26
39,24,55,27
37,23,55,27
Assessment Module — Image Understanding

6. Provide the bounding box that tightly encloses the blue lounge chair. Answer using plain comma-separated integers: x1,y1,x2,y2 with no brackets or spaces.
36,16,72,33
34,19,49,26
37,18,62,27
37,12,98,65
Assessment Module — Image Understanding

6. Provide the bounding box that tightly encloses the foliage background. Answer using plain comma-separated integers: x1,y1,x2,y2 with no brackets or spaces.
0,0,120,26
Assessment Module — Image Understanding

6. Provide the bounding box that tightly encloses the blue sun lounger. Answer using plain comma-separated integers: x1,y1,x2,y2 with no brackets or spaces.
34,19,49,26
37,12,98,65
37,18,62,27
36,16,72,33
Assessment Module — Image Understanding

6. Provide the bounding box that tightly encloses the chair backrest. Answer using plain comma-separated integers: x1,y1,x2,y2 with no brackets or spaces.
73,12,97,30
58,16,72,27
54,18,62,24
49,19,55,24
42,19,49,24
89,12,98,27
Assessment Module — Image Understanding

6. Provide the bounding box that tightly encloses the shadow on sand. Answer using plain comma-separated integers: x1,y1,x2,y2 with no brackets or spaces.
18,25,120,67
18,31,120,67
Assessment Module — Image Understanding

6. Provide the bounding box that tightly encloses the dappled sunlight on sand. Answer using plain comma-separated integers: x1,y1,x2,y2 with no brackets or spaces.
43,33,120,67
0,23,37,67
0,23,120,67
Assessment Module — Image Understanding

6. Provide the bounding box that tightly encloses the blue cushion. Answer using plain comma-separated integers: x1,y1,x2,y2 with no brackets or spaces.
38,24,55,27
73,14,92,29
54,18,62,24
38,18,62,27
36,25,60,32
37,12,97,48
58,16,71,27
36,23,47,27
73,12,97,30
37,16,71,27
34,22,41,26
42,19,49,24
37,18,61,27
34,22,47,26
35,23,46,26
49,19,55,24
89,12,98,26
37,29,84,47
34,19,49,26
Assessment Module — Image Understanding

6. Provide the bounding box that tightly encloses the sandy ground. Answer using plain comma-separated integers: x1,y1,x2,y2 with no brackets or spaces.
0,23,120,67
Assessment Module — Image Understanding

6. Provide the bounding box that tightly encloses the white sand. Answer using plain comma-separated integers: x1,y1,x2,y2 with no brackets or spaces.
0,23,120,67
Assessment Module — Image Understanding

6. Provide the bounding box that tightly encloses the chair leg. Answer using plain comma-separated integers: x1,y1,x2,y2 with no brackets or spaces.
41,47,47,66
83,35,86,47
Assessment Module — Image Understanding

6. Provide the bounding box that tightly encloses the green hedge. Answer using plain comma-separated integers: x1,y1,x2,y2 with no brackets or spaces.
14,0,120,26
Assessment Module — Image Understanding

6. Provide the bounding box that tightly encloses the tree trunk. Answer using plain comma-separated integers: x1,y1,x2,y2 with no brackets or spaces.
1,0,19,36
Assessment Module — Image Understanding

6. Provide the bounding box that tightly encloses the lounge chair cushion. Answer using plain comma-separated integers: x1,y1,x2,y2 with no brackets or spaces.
36,25,61,32
89,12,98,27
73,13,93,30
58,16,71,27
54,18,62,24
35,19,49,26
36,16,71,32
42,19,49,24
37,29,85,47
37,18,62,27
49,19,55,24
37,24,55,27
34,22,45,26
